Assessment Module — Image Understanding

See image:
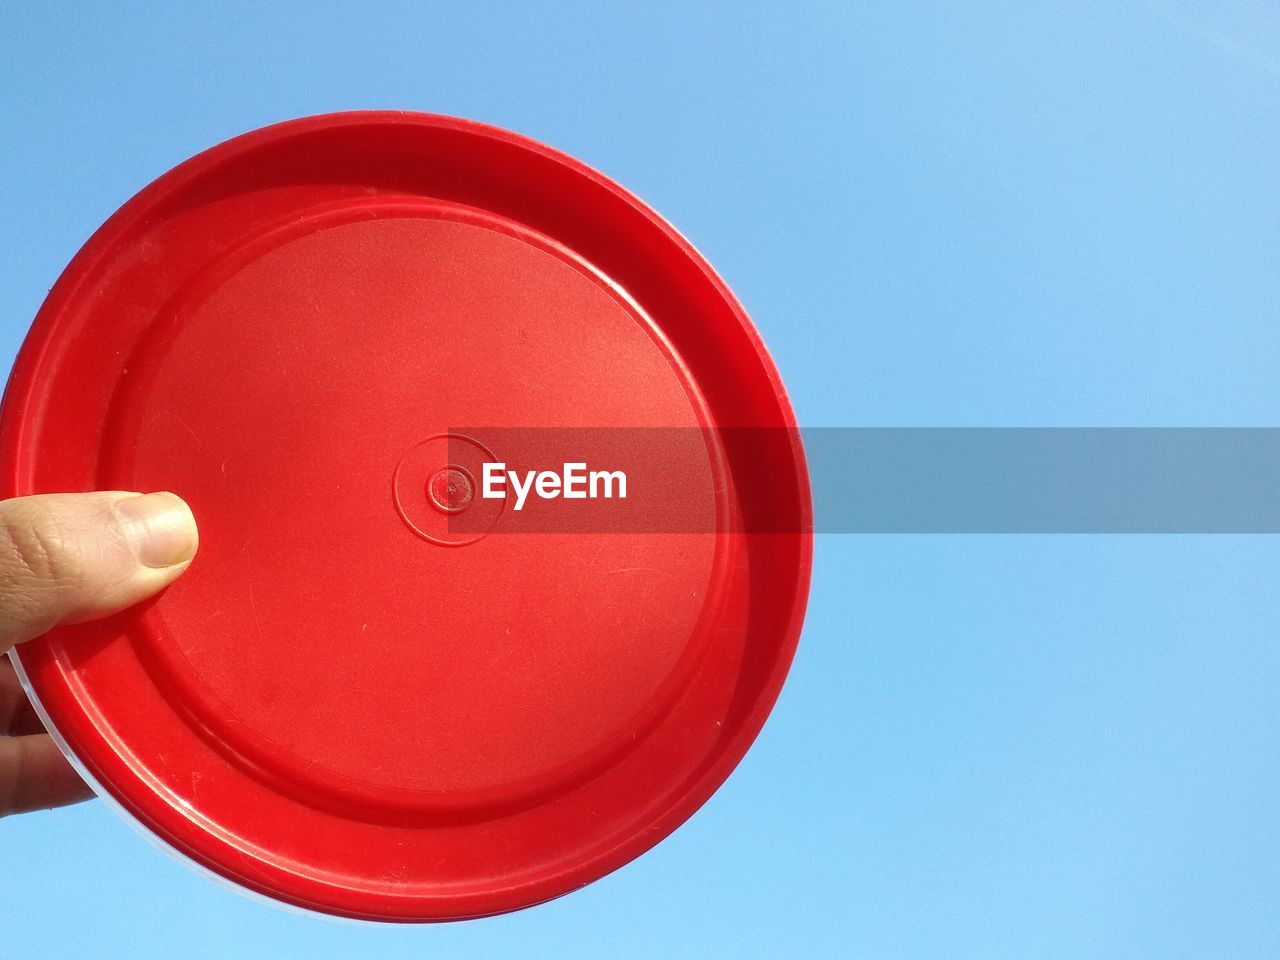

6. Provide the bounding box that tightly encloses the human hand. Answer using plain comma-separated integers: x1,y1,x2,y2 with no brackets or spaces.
0,492,198,816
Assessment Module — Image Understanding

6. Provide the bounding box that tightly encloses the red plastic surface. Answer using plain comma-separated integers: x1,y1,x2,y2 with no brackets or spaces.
0,112,812,921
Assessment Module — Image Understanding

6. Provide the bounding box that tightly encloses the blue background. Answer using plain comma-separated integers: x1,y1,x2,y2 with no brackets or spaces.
3,2,1279,957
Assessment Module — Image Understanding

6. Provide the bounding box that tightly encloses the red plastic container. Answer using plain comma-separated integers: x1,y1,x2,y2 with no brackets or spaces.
0,112,812,921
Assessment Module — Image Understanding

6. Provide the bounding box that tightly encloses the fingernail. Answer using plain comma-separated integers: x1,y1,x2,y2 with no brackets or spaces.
115,492,199,568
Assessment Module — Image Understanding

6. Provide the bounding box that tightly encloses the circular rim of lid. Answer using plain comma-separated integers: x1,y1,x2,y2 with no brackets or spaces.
0,111,813,921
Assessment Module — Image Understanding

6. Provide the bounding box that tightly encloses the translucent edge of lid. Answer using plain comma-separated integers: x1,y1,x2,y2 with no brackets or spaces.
6,646,376,926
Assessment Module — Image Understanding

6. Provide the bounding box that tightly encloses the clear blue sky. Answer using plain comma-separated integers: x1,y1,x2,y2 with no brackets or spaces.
3,2,1279,957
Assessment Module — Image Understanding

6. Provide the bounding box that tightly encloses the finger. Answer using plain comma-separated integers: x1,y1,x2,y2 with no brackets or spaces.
0,659,43,737
0,734,95,815
0,491,198,655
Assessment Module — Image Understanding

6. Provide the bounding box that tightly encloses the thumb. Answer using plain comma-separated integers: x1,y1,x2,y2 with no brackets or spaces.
0,491,198,654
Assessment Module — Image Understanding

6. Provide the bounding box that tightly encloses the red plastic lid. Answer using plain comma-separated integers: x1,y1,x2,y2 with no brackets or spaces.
1,112,812,921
